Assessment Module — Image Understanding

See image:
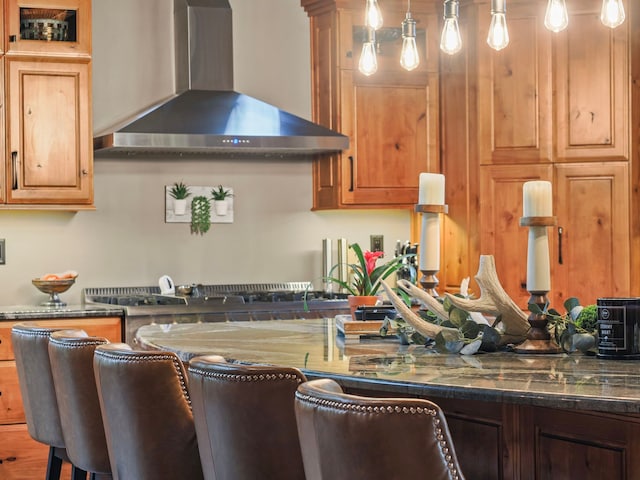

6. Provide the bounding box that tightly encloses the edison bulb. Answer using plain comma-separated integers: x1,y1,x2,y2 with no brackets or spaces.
365,0,383,30
544,0,569,32
359,42,377,76
440,17,462,55
401,37,420,71
487,12,509,51
600,0,625,28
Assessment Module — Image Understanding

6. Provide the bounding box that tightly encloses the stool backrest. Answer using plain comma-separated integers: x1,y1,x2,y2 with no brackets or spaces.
11,322,67,448
48,329,111,474
93,344,204,480
295,378,465,480
188,355,307,480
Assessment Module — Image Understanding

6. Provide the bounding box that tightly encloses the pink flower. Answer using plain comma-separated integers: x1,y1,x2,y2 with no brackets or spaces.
364,250,384,275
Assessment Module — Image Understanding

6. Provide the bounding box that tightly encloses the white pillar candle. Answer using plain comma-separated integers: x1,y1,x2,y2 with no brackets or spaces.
526,227,551,292
419,213,441,271
418,173,445,205
523,181,552,217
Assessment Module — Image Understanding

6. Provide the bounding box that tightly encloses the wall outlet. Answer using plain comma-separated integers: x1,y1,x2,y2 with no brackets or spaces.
0,239,5,264
370,235,384,255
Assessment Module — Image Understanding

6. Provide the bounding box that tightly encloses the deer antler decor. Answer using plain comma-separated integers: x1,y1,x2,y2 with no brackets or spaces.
444,255,530,344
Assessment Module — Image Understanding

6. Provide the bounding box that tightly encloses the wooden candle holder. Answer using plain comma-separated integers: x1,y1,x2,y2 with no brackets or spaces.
515,215,561,354
414,203,448,297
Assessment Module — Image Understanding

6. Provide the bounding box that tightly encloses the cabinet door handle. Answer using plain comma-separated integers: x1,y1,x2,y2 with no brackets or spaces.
11,151,17,190
8,35,16,43
349,156,354,192
558,226,564,265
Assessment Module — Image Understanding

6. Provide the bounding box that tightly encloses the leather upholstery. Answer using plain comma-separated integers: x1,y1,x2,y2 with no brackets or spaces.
48,329,112,476
93,343,204,480
11,322,82,480
295,378,465,480
187,355,307,480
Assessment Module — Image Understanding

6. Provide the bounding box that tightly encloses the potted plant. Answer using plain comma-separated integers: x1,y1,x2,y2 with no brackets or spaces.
169,181,191,215
190,196,211,235
211,185,233,216
313,243,414,319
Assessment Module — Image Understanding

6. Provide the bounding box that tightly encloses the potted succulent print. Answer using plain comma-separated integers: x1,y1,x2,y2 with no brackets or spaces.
211,185,233,216
169,181,191,215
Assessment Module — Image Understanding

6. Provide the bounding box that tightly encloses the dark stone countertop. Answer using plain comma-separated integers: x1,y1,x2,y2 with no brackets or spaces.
135,318,640,415
0,305,124,320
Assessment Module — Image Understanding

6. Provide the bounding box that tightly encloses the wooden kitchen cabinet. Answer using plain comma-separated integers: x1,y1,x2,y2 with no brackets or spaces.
437,0,636,304
479,162,630,310
5,57,92,204
301,0,440,209
0,316,122,480
0,0,93,209
6,0,91,57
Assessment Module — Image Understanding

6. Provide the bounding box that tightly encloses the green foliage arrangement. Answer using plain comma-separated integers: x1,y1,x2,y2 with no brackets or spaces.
381,295,501,355
169,181,191,200
211,185,233,201
190,196,211,235
529,297,598,353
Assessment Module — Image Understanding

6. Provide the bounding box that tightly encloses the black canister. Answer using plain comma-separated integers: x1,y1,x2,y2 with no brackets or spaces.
597,297,640,359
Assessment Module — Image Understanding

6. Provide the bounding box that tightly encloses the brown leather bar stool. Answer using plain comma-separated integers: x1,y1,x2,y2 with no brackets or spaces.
187,355,307,480
11,322,88,480
93,344,204,480
48,330,112,480
295,378,466,480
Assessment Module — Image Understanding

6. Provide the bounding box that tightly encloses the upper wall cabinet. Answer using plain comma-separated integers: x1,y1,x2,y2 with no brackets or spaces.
477,0,629,166
302,0,440,209
438,0,637,305
0,0,93,209
7,0,91,56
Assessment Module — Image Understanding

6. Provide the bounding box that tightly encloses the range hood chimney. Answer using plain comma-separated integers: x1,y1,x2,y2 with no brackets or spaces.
93,0,348,157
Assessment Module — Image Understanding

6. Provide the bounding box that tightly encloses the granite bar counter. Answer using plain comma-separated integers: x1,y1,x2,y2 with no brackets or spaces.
0,305,124,320
137,318,640,479
135,318,640,414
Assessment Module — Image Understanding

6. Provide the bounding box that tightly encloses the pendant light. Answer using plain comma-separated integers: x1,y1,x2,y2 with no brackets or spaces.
359,27,378,76
440,0,462,55
600,0,625,28
487,0,509,51
544,0,569,32
400,0,420,71
365,0,383,30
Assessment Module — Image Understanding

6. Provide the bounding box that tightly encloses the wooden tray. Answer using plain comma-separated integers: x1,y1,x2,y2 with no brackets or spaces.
335,314,394,337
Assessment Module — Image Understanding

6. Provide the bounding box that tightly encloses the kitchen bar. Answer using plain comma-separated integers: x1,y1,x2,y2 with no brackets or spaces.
136,318,640,479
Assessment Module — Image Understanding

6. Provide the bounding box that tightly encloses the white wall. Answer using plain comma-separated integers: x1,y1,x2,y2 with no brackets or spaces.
0,0,411,306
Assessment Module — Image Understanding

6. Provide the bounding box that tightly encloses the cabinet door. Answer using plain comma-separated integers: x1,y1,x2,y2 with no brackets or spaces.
553,162,630,307
6,0,91,56
554,1,629,162
339,69,439,206
480,164,553,308
477,1,553,165
5,58,92,204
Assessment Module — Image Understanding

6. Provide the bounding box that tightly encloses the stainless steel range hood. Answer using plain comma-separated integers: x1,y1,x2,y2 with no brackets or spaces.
93,0,348,157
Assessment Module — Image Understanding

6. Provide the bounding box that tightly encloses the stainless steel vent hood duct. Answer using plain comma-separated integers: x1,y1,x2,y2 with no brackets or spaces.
93,0,348,157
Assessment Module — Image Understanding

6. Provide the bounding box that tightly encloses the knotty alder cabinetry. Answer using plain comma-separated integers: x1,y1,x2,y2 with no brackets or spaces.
0,316,121,479
0,0,93,209
301,0,440,209
439,0,636,305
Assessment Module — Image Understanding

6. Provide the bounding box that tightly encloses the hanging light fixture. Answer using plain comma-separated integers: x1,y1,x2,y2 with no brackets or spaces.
400,0,420,71
487,0,509,51
544,0,569,32
440,0,462,55
600,0,625,28
359,27,378,76
365,0,383,30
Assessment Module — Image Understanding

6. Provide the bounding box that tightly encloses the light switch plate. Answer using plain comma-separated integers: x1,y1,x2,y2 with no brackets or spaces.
370,235,384,254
